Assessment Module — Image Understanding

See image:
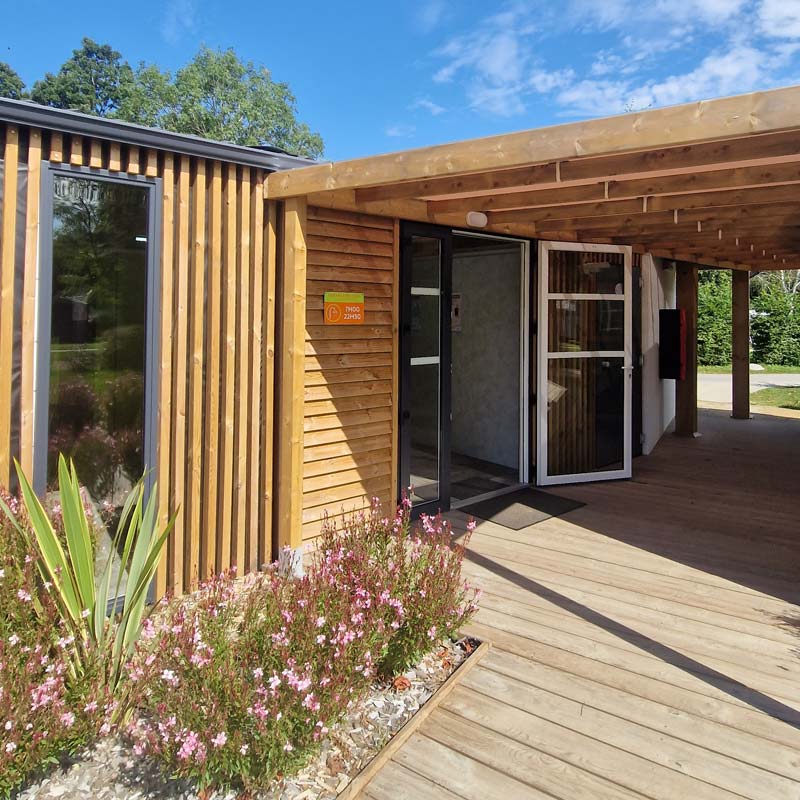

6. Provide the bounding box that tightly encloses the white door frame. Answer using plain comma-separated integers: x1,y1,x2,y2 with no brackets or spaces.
536,241,633,486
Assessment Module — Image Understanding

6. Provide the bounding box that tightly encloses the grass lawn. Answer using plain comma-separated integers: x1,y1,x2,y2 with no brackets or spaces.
699,364,800,374
750,386,800,410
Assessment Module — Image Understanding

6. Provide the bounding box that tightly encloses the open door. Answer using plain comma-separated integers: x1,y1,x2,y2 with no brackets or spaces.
536,242,633,485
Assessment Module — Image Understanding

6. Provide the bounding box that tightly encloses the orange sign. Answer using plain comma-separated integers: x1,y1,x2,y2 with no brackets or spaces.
324,291,364,325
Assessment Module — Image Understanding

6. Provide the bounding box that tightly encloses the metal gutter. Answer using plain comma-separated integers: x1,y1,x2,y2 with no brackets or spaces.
0,97,318,172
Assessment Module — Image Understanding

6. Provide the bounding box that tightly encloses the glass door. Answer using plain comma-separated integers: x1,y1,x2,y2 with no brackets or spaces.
536,242,632,485
399,223,452,514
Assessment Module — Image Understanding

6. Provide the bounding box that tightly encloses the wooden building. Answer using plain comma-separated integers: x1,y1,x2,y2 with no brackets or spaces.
2,85,799,595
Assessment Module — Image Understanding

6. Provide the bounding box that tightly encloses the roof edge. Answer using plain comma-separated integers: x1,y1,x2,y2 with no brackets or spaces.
0,98,318,173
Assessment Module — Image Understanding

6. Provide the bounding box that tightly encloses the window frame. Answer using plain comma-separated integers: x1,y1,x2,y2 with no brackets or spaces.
34,163,162,506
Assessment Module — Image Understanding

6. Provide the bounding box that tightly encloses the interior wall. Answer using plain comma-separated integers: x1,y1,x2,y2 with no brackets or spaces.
451,241,520,469
641,254,677,454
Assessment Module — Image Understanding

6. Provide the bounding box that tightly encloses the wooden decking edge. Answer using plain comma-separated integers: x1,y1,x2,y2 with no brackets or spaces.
338,639,492,799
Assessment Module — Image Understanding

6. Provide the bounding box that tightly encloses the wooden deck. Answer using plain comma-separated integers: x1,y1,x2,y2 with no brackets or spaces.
365,408,800,800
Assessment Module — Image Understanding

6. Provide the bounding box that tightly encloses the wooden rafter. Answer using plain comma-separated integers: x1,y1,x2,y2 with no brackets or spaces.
266,84,800,270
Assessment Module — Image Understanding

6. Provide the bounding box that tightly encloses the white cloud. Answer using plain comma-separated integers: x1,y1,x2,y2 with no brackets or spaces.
161,0,197,44
758,0,800,38
417,1,446,34
386,123,416,138
412,98,446,115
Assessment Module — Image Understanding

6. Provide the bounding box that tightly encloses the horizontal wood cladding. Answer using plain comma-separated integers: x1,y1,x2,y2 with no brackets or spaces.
0,122,277,598
302,207,398,540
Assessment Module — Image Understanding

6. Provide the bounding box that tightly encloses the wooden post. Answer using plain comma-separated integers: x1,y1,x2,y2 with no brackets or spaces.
731,269,751,420
675,263,698,436
275,198,307,555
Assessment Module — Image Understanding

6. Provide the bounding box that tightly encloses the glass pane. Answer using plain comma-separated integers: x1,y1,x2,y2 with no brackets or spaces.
548,299,624,352
409,363,440,503
546,357,624,476
48,175,149,528
548,250,625,294
411,237,441,288
410,294,440,358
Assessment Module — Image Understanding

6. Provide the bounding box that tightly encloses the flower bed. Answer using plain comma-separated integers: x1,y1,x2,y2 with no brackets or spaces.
1,488,479,799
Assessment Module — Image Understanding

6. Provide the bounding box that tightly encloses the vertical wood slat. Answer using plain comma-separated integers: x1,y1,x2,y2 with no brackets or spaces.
145,150,158,177
234,168,251,570
49,132,63,163
676,262,699,436
260,201,278,566
731,269,750,420
218,165,237,570
246,173,264,573
169,159,191,593
89,139,102,168
186,159,207,588
0,125,19,486
19,129,41,478
127,146,141,175
155,154,175,599
201,162,223,578
277,197,308,550
69,135,83,165
109,142,121,172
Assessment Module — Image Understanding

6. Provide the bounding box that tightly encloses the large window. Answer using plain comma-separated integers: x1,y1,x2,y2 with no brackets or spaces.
41,172,153,526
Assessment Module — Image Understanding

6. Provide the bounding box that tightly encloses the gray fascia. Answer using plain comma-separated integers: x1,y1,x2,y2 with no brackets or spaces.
0,97,318,173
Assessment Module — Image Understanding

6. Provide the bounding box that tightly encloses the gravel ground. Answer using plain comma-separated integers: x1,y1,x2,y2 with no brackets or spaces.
18,638,475,800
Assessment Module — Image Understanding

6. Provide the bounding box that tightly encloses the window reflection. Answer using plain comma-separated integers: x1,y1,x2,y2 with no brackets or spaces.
48,176,149,527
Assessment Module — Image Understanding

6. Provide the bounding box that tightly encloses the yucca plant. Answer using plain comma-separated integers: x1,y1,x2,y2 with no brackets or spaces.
0,455,174,695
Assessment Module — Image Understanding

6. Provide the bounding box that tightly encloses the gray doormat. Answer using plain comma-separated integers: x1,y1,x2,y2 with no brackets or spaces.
458,488,585,530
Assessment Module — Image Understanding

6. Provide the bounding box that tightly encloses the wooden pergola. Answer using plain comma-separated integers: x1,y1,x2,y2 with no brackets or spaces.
266,84,800,432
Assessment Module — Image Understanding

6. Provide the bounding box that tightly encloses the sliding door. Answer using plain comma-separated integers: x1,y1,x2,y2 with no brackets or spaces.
399,223,452,514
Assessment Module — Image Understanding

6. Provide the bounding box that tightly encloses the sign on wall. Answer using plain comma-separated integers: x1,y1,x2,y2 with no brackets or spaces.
324,291,365,325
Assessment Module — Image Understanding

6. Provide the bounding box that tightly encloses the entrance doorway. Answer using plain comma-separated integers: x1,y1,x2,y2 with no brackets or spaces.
536,241,633,485
399,224,529,514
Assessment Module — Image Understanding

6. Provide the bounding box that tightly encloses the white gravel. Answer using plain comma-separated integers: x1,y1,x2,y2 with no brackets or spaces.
18,638,474,800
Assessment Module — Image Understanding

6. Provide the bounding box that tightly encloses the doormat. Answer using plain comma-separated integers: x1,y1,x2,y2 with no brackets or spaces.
458,488,584,530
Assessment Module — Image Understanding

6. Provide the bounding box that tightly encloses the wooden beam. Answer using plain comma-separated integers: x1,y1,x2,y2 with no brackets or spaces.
268,85,800,198
675,264,699,436
276,198,308,552
20,129,41,478
731,270,751,420
0,125,19,485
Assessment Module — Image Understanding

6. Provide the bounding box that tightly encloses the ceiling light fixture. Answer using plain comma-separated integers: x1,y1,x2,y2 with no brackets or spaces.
465,211,488,228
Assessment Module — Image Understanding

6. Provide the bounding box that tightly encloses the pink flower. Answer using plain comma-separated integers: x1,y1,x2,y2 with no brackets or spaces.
211,731,227,748
240,743,249,755
60,711,76,728
283,742,294,752
427,625,437,640
5,742,16,754
16,589,31,603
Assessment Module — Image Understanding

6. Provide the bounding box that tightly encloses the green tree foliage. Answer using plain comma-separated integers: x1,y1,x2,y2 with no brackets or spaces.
118,46,323,158
30,38,133,116
697,270,732,366
18,40,323,158
751,271,800,365
0,62,26,99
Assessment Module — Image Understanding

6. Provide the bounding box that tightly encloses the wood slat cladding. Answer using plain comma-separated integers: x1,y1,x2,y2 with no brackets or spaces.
302,207,399,540
0,122,277,598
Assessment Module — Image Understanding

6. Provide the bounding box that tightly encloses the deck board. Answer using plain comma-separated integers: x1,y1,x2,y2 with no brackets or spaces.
366,408,800,800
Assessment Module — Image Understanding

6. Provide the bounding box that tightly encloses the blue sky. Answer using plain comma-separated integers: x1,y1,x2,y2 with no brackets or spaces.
4,0,800,161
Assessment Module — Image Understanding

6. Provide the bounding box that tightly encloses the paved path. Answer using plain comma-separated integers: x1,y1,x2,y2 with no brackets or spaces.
365,408,800,800
698,372,800,404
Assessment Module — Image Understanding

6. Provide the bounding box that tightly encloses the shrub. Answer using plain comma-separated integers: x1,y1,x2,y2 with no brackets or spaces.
697,270,732,366
0,489,106,798
49,380,101,435
751,284,800,366
127,499,479,795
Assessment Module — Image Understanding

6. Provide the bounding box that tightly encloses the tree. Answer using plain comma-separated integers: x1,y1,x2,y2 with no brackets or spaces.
751,271,800,365
30,38,133,116
118,46,323,158
697,270,733,366
0,62,26,99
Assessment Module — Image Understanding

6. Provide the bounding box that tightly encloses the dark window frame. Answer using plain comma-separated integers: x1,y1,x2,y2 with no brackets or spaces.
34,163,162,508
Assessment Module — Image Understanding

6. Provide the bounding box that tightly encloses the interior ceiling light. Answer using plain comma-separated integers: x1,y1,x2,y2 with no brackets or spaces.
465,211,488,228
